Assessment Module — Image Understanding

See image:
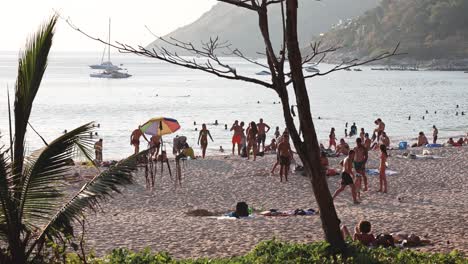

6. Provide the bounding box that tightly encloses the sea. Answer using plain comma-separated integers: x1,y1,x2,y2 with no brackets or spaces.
0,51,467,159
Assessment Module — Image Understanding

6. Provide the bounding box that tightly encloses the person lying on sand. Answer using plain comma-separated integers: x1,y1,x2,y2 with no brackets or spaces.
341,220,376,246
336,138,350,156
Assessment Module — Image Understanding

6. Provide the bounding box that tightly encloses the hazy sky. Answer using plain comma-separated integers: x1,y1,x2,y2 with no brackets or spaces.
0,0,217,51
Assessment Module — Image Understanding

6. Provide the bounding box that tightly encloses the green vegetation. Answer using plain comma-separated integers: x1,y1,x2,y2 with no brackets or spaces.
57,240,466,264
316,0,468,61
0,16,146,263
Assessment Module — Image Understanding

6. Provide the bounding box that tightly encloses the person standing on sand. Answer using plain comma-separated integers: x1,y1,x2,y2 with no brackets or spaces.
373,118,385,142
94,139,103,164
274,126,280,139
256,118,271,152
432,125,439,144
130,127,143,154
378,144,388,193
364,133,372,151
329,127,337,150
149,135,161,158
197,124,214,159
332,150,359,204
360,128,365,141
230,120,243,155
353,138,368,191
271,129,288,174
246,121,258,161
380,132,390,148
277,132,291,182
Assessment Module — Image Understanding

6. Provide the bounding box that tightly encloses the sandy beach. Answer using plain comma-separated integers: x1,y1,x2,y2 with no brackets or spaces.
66,145,467,259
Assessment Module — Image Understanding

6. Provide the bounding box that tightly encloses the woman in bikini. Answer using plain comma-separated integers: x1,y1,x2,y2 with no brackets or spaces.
329,127,337,150
197,124,214,159
378,144,388,193
246,121,258,161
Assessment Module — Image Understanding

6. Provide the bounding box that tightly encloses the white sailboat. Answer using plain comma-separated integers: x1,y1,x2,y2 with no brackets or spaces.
90,18,131,79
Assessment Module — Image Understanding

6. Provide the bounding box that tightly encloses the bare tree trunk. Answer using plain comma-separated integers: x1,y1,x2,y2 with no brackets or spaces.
284,0,346,251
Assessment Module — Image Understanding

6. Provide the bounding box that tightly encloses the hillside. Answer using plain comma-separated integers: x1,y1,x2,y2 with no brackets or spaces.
311,0,468,65
146,0,380,57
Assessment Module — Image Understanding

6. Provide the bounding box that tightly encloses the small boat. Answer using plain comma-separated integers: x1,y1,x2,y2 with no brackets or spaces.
305,66,319,73
344,68,352,71
90,18,131,79
90,69,132,79
353,68,362,71
256,70,271,75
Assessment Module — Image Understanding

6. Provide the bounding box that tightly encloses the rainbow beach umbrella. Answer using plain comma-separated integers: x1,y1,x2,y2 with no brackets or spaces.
140,117,180,136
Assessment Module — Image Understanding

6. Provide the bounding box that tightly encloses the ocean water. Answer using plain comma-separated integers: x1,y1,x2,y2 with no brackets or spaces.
0,51,467,159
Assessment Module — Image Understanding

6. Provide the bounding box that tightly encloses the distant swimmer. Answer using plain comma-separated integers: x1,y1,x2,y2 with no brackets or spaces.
257,101,260,104
225,124,228,130
434,111,437,114
155,94,158,97
422,116,425,120
456,104,459,108
97,123,100,128
273,102,276,104
456,112,459,116
63,130,67,134
408,115,411,120
214,120,219,126
194,121,197,125
345,122,348,128
425,110,429,114
195,128,198,131
95,132,98,136
318,116,321,120
462,112,465,116
219,146,224,153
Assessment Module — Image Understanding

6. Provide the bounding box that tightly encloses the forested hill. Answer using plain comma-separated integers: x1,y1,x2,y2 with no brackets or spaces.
310,0,468,63
147,0,380,57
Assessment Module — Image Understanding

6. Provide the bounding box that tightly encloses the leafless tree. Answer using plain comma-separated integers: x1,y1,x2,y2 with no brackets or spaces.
63,0,399,252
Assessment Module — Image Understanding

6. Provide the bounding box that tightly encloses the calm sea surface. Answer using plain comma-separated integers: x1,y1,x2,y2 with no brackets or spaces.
0,52,467,159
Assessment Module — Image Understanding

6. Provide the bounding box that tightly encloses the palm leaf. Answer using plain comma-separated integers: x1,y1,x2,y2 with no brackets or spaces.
0,149,12,241
19,123,95,231
12,15,57,178
35,150,148,243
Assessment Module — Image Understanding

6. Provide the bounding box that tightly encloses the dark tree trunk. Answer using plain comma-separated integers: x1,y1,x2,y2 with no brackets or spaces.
283,0,346,251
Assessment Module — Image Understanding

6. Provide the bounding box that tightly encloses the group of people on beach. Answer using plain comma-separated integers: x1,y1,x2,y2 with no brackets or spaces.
325,118,389,204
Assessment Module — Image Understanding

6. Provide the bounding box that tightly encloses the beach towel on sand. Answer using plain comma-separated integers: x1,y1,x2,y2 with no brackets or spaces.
366,169,398,176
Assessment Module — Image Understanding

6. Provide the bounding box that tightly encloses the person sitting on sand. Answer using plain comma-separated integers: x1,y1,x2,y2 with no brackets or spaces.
329,127,337,150
264,138,277,153
341,221,376,246
246,121,259,161
320,152,329,170
332,150,359,204
456,138,464,145
277,132,291,182
412,132,428,147
219,146,224,153
149,135,161,158
447,138,455,145
176,143,196,161
230,120,243,155
336,138,350,156
197,124,214,159
130,127,143,154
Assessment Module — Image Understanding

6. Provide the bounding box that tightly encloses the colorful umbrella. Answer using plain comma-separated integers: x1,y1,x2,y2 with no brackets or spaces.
140,117,180,136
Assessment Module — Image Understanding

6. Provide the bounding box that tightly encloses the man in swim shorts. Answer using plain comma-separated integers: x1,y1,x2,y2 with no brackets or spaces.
332,150,359,204
230,120,243,155
353,138,368,191
130,127,143,154
257,118,271,152
432,125,438,144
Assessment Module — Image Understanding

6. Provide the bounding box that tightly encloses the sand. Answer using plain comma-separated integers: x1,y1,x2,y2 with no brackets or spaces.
66,145,468,259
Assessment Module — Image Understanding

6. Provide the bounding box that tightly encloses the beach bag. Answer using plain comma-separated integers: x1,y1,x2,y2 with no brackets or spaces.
235,202,249,217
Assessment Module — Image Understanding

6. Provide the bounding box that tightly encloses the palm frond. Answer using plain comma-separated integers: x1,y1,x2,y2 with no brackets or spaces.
0,149,12,241
20,123,95,230
13,15,57,178
35,150,147,242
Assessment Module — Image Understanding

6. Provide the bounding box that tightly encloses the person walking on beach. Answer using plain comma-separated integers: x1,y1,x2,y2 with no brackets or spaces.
257,118,271,152
130,127,143,154
277,132,291,182
332,150,359,204
94,139,103,164
432,125,438,144
246,121,258,161
378,144,388,193
197,124,214,159
354,138,368,191
329,127,337,150
230,120,243,155
274,126,280,139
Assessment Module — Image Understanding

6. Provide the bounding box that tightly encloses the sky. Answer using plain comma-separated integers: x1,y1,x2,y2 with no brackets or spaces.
0,0,217,52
